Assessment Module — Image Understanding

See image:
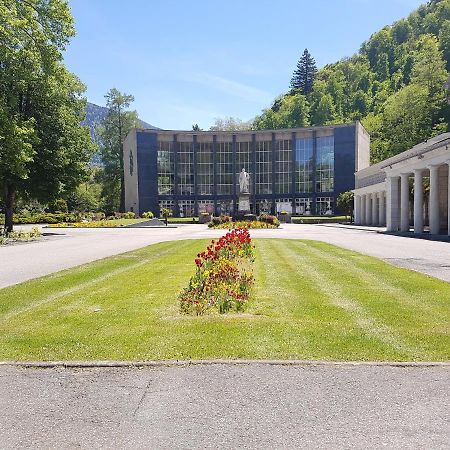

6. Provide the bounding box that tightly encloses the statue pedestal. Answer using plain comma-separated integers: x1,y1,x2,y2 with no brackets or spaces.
238,192,251,213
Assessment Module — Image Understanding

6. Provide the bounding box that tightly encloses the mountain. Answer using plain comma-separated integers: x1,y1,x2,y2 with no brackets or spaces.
82,102,159,165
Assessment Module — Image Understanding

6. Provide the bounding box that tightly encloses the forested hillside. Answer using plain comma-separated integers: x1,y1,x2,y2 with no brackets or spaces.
254,0,450,163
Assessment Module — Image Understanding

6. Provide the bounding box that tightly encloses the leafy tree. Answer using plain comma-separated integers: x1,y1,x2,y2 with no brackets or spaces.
209,117,251,131
97,88,139,213
381,83,433,156
336,191,354,220
254,93,310,130
290,49,317,95
192,124,203,131
0,0,94,232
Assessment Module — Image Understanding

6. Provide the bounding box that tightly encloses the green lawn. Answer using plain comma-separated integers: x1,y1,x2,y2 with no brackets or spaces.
0,239,449,361
48,218,147,227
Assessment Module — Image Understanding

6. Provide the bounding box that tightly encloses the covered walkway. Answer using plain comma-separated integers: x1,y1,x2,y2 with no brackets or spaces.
354,133,450,235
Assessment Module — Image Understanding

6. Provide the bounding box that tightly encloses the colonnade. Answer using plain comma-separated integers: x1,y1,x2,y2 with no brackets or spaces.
355,162,450,235
354,191,386,226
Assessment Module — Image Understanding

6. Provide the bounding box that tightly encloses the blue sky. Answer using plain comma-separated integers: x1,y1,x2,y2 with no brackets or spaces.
65,0,425,130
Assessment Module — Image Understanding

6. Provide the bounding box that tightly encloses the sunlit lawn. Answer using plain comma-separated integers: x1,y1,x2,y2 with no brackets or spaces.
0,239,449,361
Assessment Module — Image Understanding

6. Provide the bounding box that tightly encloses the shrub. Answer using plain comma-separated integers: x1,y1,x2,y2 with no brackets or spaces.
49,199,68,213
179,228,255,315
259,214,280,226
12,213,78,224
142,211,154,219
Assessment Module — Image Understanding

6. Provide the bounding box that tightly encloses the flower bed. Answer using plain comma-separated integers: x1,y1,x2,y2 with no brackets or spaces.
179,228,255,315
208,220,279,229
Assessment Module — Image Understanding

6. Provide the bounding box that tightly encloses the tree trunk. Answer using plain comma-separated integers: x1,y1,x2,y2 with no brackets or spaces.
119,169,125,213
3,182,15,233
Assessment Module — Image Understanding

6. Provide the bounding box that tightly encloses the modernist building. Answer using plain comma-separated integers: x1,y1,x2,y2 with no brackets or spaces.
353,133,450,235
123,122,369,217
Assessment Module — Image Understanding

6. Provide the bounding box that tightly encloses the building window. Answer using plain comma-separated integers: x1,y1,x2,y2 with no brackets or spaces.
178,200,194,218
256,198,272,215
295,197,313,215
157,141,174,195
217,142,233,195
275,140,291,194
197,142,213,195
295,137,313,193
256,140,272,194
198,200,214,214
217,200,234,215
275,198,292,214
129,150,134,176
158,200,175,215
177,142,194,195
316,136,334,192
316,197,334,215
236,141,251,192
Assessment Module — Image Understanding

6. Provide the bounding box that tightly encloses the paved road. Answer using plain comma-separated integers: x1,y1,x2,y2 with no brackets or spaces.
2,224,450,287
0,363,448,449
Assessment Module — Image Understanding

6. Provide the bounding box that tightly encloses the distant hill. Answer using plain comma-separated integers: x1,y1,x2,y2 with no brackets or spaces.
83,102,159,165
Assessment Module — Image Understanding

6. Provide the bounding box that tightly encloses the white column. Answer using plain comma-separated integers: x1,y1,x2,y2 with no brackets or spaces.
365,192,372,226
371,192,378,226
379,192,386,226
400,173,410,232
386,176,400,232
413,169,424,234
354,195,361,225
361,195,366,225
429,165,440,235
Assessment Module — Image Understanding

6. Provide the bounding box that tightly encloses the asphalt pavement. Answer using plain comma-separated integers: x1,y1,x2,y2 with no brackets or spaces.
1,363,449,449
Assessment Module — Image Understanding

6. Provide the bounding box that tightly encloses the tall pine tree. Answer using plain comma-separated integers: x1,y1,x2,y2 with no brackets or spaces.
290,49,318,95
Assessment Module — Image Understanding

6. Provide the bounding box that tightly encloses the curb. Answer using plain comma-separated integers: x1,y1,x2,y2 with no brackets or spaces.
1,359,449,368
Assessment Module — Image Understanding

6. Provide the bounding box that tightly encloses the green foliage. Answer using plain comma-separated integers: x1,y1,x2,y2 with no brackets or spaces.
0,0,95,231
290,48,318,94
142,211,154,219
336,191,354,218
97,88,139,213
49,198,68,213
254,0,450,161
254,93,310,130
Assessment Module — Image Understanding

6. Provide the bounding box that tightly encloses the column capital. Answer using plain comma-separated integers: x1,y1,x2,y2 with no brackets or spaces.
400,172,411,177
413,168,424,175
428,164,440,171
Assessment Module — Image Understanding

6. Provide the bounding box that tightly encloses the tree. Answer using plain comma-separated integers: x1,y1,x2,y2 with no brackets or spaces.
290,49,317,95
0,0,94,232
337,191,354,220
192,124,203,131
253,93,310,130
209,117,251,131
97,88,139,213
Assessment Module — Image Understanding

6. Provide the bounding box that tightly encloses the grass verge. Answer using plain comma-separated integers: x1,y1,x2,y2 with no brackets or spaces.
0,239,448,361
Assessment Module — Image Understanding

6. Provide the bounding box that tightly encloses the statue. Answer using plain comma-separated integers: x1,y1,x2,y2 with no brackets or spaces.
239,168,250,194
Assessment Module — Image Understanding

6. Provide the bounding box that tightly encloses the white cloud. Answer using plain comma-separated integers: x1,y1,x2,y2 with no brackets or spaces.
189,73,273,104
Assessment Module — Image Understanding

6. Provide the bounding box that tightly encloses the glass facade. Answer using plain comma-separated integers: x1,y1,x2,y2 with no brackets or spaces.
295,197,313,215
177,141,194,195
217,142,233,195
157,141,174,195
295,137,313,193
236,141,251,192
255,140,272,194
316,196,334,215
129,126,354,217
275,140,292,194
316,136,334,192
197,142,213,195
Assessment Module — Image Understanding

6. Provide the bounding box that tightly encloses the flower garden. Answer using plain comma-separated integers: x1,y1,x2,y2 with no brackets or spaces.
208,214,280,229
179,228,255,315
